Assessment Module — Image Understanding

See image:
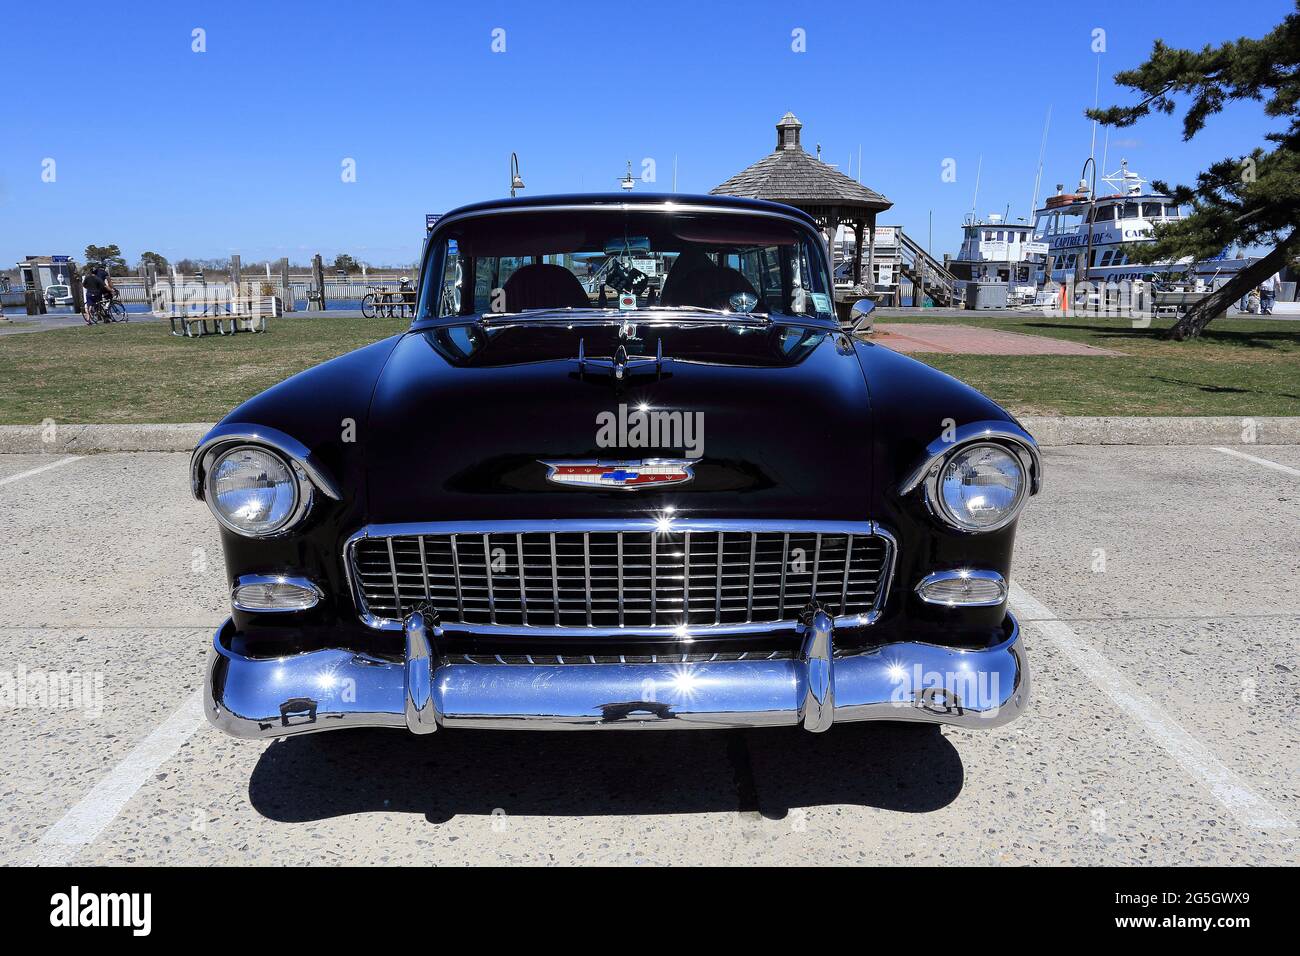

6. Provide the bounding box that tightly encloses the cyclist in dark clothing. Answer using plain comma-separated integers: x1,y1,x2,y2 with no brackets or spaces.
82,267,114,323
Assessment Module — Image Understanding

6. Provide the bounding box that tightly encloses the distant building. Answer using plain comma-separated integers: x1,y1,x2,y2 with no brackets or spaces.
712,112,892,294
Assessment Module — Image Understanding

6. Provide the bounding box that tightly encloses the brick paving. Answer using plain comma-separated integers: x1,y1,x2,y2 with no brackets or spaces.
872,323,1120,356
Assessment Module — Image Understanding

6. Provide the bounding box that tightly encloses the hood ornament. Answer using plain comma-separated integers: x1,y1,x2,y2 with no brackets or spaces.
576,337,664,382
541,459,697,490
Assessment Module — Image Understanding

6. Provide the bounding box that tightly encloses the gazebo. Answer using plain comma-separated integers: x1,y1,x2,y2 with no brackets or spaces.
711,112,892,297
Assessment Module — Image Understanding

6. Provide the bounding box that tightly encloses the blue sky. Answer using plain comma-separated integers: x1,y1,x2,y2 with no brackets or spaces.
3,0,1291,267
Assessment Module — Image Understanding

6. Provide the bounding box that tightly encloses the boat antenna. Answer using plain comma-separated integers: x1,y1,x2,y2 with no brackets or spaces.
970,154,983,223
1030,104,1052,214
857,143,862,183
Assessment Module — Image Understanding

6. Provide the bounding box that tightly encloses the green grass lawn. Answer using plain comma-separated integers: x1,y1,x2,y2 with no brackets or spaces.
0,311,1295,424
876,312,1300,416
0,314,409,425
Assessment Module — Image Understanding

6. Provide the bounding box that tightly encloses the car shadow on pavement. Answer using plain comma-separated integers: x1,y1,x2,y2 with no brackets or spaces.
247,722,963,824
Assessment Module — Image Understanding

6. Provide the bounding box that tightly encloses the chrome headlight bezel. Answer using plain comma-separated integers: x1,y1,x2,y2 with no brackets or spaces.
924,441,1030,534
202,443,314,538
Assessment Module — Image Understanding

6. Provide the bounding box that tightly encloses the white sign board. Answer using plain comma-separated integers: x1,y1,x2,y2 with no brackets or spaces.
1023,241,1049,256
876,264,894,286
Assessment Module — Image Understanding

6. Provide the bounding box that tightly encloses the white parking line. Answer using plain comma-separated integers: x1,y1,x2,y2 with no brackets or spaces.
1213,446,1300,478
28,690,205,866
0,455,82,486
1009,581,1295,831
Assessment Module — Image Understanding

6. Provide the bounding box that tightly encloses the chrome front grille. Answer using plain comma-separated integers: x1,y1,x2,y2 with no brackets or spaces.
346,521,893,632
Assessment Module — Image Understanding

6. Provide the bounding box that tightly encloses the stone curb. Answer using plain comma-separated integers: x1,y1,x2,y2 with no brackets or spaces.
1018,416,1300,446
0,424,216,455
0,417,1297,454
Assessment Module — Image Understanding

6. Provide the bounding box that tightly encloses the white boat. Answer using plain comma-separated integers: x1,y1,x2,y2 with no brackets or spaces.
1028,160,1255,288
947,214,1040,305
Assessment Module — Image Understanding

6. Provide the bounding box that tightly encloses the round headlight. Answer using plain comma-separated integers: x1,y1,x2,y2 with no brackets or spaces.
933,442,1027,532
206,445,302,536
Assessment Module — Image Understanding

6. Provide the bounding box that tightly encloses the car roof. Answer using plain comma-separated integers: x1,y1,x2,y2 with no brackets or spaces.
434,192,818,227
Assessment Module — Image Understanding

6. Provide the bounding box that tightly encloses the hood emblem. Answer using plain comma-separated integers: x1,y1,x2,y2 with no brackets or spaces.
541,459,697,490
575,337,665,382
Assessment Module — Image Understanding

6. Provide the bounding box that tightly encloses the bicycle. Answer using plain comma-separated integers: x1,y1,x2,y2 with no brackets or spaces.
88,295,128,324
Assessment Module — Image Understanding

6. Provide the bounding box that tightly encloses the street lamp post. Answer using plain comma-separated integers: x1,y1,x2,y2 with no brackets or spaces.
510,153,525,198
1079,157,1097,287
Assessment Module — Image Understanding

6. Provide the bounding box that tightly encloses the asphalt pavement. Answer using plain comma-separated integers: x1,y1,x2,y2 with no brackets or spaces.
0,446,1296,865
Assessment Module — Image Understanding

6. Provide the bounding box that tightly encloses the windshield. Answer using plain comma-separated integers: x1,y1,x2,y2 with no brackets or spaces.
421,207,835,321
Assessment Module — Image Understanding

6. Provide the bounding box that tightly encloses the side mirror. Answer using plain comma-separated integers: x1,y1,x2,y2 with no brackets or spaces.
849,298,875,333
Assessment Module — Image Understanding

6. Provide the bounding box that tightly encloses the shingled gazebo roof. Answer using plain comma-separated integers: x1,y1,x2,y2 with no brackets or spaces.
711,112,891,218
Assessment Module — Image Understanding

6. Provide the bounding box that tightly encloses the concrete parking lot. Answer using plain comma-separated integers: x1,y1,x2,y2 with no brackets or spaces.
0,445,1296,865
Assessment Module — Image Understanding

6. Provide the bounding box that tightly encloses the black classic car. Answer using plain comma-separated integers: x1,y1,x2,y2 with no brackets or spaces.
195,193,1039,738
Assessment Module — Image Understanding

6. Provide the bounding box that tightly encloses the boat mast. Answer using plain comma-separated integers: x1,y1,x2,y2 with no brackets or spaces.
1030,105,1052,216
1089,54,1101,163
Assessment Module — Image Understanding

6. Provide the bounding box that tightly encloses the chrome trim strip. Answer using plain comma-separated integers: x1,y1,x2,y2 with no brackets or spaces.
840,535,854,610
483,534,496,624
231,574,323,613
714,531,723,625
650,533,658,618
746,532,756,623
451,533,464,617
812,532,822,600
681,531,691,622
341,519,897,634
516,532,528,618
583,531,592,626
915,569,1008,608
549,533,560,624
386,538,401,613
389,616,876,639
778,532,790,618
417,536,431,602
352,518,878,536
190,423,341,501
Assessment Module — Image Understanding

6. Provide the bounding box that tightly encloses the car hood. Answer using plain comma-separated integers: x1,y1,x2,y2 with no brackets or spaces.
362,318,874,521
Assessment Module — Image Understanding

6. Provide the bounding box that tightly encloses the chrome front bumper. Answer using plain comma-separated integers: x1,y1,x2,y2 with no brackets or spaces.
204,612,1028,738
